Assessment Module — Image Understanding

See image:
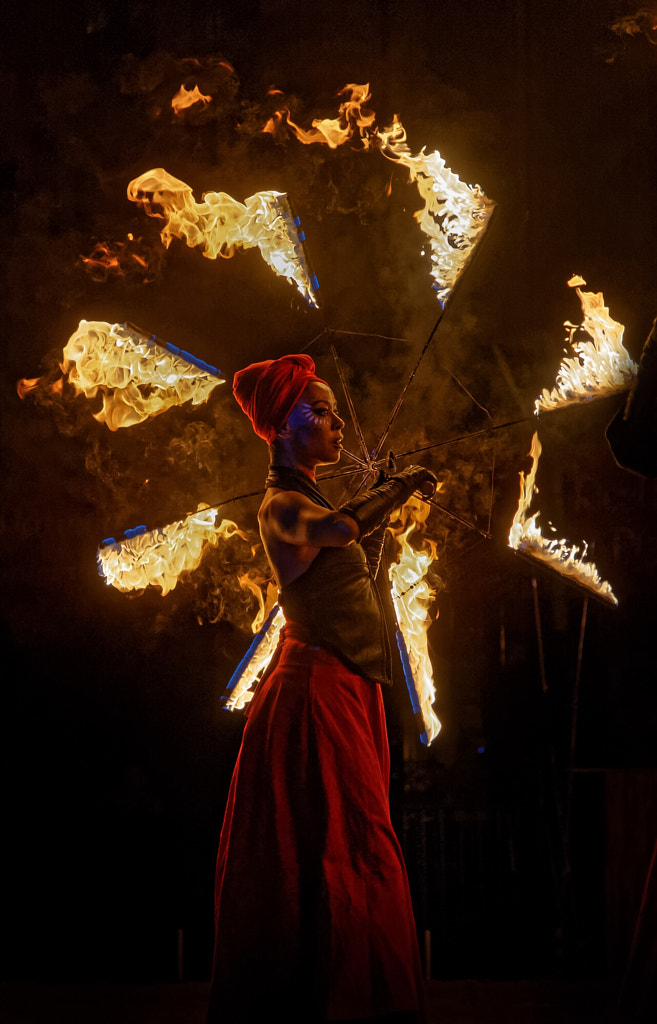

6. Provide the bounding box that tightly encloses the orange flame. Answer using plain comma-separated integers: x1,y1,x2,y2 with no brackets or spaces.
17,377,41,398
127,168,319,307
17,376,64,400
61,320,223,430
535,276,638,414
171,83,212,116
508,432,618,605
271,83,376,149
79,235,163,283
97,506,246,595
388,496,442,744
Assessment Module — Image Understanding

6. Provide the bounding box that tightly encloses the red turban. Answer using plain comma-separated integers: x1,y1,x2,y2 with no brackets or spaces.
232,353,328,444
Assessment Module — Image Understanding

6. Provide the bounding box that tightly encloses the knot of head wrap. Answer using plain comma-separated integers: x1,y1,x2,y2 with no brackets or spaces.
232,353,328,444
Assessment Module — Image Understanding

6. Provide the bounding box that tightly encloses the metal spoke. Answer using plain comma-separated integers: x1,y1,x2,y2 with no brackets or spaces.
329,339,372,470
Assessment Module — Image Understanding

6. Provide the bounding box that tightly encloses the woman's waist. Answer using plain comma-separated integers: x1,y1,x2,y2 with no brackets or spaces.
278,621,351,668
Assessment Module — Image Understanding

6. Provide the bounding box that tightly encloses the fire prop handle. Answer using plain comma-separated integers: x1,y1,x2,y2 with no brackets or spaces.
395,628,429,746
511,548,618,609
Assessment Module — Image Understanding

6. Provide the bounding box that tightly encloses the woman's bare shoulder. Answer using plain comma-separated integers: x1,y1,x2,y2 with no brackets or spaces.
259,488,314,528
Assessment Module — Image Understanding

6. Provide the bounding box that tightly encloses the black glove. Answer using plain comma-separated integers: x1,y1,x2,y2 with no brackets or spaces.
341,464,437,539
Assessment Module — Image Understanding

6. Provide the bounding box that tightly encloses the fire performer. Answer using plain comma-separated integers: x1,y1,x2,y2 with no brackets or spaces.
206,353,437,1024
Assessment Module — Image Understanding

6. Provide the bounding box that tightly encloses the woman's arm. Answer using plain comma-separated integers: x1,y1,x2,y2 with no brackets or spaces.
260,490,360,549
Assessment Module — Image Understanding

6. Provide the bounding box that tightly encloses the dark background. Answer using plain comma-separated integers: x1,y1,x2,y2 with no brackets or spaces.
2,0,656,989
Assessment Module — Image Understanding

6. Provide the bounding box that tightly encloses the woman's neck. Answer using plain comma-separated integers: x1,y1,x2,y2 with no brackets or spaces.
268,445,317,481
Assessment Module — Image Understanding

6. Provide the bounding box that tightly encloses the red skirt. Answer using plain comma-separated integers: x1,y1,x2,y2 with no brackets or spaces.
207,627,425,1023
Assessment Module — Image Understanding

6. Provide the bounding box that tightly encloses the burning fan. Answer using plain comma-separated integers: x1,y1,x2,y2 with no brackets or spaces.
19,76,623,748
508,433,618,607
535,276,637,414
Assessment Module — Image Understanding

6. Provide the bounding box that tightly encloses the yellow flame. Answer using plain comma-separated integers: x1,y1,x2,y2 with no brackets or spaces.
222,606,286,711
508,432,618,605
127,169,319,308
238,575,280,634
376,116,495,306
389,503,442,745
97,506,246,595
535,277,638,413
171,83,212,116
61,320,223,430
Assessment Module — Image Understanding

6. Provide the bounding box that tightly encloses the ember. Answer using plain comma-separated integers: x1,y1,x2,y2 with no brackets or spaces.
508,432,618,606
97,506,246,595
62,320,223,430
127,169,320,307
535,276,638,414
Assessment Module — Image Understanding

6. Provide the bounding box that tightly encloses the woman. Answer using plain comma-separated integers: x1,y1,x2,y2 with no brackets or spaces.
207,353,436,1024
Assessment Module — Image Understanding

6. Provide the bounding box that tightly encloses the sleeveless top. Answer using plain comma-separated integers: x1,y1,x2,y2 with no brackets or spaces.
266,466,392,687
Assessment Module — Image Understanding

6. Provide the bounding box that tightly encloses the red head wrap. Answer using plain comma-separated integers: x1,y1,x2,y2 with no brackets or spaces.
232,353,328,444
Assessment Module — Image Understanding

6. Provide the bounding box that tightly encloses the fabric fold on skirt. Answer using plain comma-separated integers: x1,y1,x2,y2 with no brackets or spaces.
207,626,425,1023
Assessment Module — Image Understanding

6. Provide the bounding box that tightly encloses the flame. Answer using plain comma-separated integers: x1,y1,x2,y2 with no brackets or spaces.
238,574,280,633
611,6,657,41
17,376,64,399
171,83,212,116
535,277,638,414
508,432,618,606
61,320,223,430
79,235,163,283
271,83,376,149
388,498,442,745
97,506,246,595
376,116,495,306
127,169,320,307
222,605,286,711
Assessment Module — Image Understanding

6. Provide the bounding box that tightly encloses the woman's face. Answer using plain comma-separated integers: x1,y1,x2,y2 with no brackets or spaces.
284,381,345,466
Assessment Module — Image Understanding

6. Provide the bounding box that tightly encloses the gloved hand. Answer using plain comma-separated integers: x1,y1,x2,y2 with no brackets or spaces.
341,464,438,539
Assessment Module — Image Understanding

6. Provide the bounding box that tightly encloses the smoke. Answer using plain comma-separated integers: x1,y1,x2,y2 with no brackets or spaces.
7,44,525,636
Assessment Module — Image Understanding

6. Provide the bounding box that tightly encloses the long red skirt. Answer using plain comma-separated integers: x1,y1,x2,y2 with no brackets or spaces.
207,628,425,1023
